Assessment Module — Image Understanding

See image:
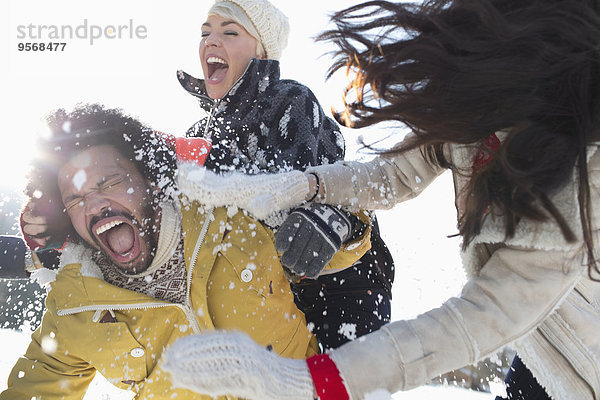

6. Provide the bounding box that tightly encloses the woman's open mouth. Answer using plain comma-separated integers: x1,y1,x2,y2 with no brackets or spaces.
93,216,141,265
206,56,229,83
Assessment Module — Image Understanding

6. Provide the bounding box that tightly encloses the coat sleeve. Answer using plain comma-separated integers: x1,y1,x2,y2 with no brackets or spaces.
263,84,345,171
307,144,446,211
0,294,96,400
328,243,587,398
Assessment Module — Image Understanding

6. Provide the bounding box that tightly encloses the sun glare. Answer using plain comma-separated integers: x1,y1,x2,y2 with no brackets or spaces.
1,117,41,192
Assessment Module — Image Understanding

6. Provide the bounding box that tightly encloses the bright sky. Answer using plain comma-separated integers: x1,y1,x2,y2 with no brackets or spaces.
1,0,369,187
0,1,480,397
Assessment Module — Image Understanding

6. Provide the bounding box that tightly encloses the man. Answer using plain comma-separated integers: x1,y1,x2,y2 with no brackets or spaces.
0,104,370,399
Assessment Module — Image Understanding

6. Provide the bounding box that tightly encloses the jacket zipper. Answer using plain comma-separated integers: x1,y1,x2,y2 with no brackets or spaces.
200,60,254,141
58,208,215,335
59,302,176,316
202,103,217,141
182,207,214,334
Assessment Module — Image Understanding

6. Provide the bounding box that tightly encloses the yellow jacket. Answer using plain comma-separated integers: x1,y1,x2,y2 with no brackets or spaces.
2,203,370,399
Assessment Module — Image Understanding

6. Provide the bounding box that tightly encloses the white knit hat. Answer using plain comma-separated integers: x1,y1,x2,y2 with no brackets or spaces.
214,0,290,60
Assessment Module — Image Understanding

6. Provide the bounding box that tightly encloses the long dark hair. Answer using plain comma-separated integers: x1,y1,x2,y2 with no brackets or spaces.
319,0,600,275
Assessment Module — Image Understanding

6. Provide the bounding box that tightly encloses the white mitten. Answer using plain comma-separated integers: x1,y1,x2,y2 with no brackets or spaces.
162,331,315,400
176,163,310,219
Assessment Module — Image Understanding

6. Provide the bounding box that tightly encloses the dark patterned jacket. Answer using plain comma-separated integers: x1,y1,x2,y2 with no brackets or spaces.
178,58,344,174
178,58,394,294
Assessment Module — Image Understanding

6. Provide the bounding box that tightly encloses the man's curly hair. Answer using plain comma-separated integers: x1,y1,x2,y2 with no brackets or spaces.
25,103,178,246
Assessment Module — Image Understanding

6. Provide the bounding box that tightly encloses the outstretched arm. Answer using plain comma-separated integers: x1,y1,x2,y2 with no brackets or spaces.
176,142,444,219
163,242,588,399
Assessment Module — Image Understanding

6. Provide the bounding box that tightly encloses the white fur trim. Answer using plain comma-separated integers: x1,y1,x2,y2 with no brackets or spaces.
510,273,590,400
459,145,599,278
59,242,103,279
514,310,600,400
31,242,102,290
30,268,58,290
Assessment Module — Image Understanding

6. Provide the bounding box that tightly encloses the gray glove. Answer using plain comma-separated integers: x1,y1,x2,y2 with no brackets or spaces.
275,203,353,279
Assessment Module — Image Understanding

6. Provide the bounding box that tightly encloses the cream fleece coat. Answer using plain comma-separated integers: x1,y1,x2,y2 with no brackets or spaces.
308,142,600,400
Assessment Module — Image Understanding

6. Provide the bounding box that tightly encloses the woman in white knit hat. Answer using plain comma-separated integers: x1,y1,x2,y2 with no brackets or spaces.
177,0,396,351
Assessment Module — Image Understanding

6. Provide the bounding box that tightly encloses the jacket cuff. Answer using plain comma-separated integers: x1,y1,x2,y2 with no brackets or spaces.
306,354,350,400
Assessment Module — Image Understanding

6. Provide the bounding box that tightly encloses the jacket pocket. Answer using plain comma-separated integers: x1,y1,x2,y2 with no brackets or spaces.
92,321,148,385
218,241,283,298
217,214,286,298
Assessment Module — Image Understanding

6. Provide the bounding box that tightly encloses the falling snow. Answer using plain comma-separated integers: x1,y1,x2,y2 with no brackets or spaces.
338,322,357,341
41,335,57,355
72,170,87,191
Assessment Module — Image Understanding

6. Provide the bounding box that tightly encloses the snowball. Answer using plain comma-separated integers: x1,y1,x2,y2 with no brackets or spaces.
226,206,239,218
72,170,87,191
41,335,58,354
338,322,357,341
61,121,72,133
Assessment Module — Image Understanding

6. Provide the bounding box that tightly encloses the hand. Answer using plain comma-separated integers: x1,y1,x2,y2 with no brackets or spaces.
176,163,310,219
21,203,50,249
275,203,352,279
162,331,315,400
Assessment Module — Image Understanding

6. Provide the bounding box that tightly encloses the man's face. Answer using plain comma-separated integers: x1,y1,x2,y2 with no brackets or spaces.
58,145,159,274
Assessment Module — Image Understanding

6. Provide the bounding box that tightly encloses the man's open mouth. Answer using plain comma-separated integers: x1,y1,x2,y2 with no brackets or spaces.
206,56,229,82
92,216,141,264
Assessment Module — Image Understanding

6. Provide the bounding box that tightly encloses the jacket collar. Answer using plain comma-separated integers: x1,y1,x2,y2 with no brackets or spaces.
177,58,281,111
461,143,600,277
